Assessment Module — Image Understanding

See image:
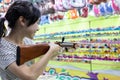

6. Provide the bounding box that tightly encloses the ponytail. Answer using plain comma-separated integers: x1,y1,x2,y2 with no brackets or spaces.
0,17,6,38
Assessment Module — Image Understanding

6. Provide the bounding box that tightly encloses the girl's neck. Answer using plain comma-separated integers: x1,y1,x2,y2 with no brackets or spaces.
5,32,24,45
5,24,26,45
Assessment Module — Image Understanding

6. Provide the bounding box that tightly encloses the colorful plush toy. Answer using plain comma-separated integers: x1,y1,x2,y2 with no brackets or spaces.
81,6,88,18
111,0,120,14
93,5,100,17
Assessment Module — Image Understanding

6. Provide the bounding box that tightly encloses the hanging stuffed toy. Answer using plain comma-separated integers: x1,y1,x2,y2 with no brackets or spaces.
53,0,66,12
53,0,86,12
49,13,58,21
62,0,74,10
93,5,100,17
40,15,50,25
104,1,113,15
57,12,64,20
98,3,106,16
49,14,54,21
53,13,58,21
70,0,86,8
64,11,71,19
77,7,81,16
81,6,88,18
88,3,93,12
69,9,79,19
111,0,120,14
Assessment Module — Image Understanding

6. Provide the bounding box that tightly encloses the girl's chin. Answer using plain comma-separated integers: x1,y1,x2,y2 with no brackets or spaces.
26,35,33,39
30,36,34,39
31,34,35,38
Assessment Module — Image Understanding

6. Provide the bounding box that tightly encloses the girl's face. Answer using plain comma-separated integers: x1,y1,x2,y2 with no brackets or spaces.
25,20,39,39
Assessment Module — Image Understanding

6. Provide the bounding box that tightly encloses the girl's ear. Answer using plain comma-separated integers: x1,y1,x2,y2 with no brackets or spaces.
18,16,27,27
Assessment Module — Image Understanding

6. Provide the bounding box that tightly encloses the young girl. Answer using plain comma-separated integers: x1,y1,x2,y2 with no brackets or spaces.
0,1,61,80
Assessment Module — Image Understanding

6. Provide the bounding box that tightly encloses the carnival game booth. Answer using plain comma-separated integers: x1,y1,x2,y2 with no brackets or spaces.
35,15,120,80
34,0,120,78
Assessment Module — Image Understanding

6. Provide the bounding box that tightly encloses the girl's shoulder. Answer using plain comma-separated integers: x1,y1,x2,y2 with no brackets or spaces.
0,38,17,51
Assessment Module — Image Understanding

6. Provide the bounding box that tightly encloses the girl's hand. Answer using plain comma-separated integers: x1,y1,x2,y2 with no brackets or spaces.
47,42,62,58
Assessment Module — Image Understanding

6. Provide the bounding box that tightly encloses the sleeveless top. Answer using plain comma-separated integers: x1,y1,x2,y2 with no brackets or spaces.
0,37,35,80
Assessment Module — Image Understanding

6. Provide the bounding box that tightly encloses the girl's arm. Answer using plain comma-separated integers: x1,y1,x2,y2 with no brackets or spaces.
8,43,61,80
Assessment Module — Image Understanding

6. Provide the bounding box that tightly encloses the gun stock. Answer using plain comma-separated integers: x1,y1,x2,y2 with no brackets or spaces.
16,43,50,66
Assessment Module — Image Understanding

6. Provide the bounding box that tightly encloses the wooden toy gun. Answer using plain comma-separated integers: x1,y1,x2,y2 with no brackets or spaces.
16,37,77,66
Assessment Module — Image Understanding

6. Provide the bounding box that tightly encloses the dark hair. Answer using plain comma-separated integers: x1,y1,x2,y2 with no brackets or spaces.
0,1,41,38
0,17,6,37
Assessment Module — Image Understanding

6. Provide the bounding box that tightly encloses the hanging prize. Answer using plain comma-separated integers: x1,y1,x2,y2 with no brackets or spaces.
93,5,100,17
62,0,74,10
53,0,66,11
105,1,113,15
70,0,86,8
